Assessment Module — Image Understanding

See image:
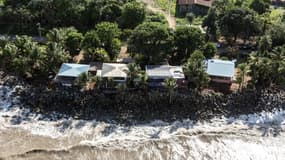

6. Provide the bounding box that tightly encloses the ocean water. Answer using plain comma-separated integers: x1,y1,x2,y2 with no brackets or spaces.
0,85,285,160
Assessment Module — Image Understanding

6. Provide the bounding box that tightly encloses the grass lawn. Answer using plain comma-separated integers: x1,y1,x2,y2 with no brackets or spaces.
154,0,176,16
176,18,188,26
176,16,204,26
192,17,204,25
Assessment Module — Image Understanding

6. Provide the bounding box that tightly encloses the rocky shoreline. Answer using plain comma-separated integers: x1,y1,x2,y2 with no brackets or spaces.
20,87,285,124
1,72,285,124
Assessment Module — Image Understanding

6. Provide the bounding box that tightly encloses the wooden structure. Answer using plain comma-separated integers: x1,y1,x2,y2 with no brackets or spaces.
176,0,213,17
272,0,285,6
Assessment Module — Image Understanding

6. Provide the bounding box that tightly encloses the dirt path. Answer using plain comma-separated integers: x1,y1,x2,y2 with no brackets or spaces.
139,0,176,29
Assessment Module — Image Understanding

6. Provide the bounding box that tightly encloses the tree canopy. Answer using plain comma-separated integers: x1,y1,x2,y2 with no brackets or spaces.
219,7,261,43
172,26,205,64
0,0,137,34
95,22,121,60
120,1,146,29
183,50,209,90
128,22,172,64
249,0,271,15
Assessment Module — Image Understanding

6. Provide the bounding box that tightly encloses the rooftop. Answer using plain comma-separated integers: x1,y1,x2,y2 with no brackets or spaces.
206,59,235,78
177,0,212,7
57,63,90,77
146,65,185,79
101,63,129,78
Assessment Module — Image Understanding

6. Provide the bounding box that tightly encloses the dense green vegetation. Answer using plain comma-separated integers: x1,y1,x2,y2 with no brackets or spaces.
201,0,285,89
0,0,140,34
0,0,285,92
270,8,285,23
0,36,70,79
0,0,147,81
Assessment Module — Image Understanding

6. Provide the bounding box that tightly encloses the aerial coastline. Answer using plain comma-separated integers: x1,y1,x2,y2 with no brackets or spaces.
0,0,285,159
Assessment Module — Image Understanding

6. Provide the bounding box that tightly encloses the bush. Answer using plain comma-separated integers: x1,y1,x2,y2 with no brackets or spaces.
203,42,217,59
186,12,195,24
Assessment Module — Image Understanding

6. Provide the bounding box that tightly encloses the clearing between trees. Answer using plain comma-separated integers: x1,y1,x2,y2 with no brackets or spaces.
138,0,176,29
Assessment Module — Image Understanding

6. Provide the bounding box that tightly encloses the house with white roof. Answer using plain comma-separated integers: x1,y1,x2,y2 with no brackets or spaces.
206,59,235,91
55,63,90,86
100,63,129,83
145,65,185,88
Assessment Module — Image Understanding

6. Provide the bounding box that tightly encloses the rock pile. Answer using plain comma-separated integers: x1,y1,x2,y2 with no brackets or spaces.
20,87,285,124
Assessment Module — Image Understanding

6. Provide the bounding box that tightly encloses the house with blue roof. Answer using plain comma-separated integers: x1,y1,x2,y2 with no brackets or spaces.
54,63,90,87
206,59,235,91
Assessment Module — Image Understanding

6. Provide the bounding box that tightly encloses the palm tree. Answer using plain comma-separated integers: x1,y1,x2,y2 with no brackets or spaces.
270,45,285,85
0,43,17,68
258,35,272,53
164,77,177,104
127,63,141,88
249,45,285,89
259,12,272,34
89,76,103,90
138,71,148,90
236,63,249,92
46,27,76,45
248,52,274,88
46,28,66,44
75,72,88,88
45,42,70,74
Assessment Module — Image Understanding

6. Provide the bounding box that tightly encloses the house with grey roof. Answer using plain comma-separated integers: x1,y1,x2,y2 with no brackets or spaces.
54,63,90,87
145,65,185,88
206,59,235,91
